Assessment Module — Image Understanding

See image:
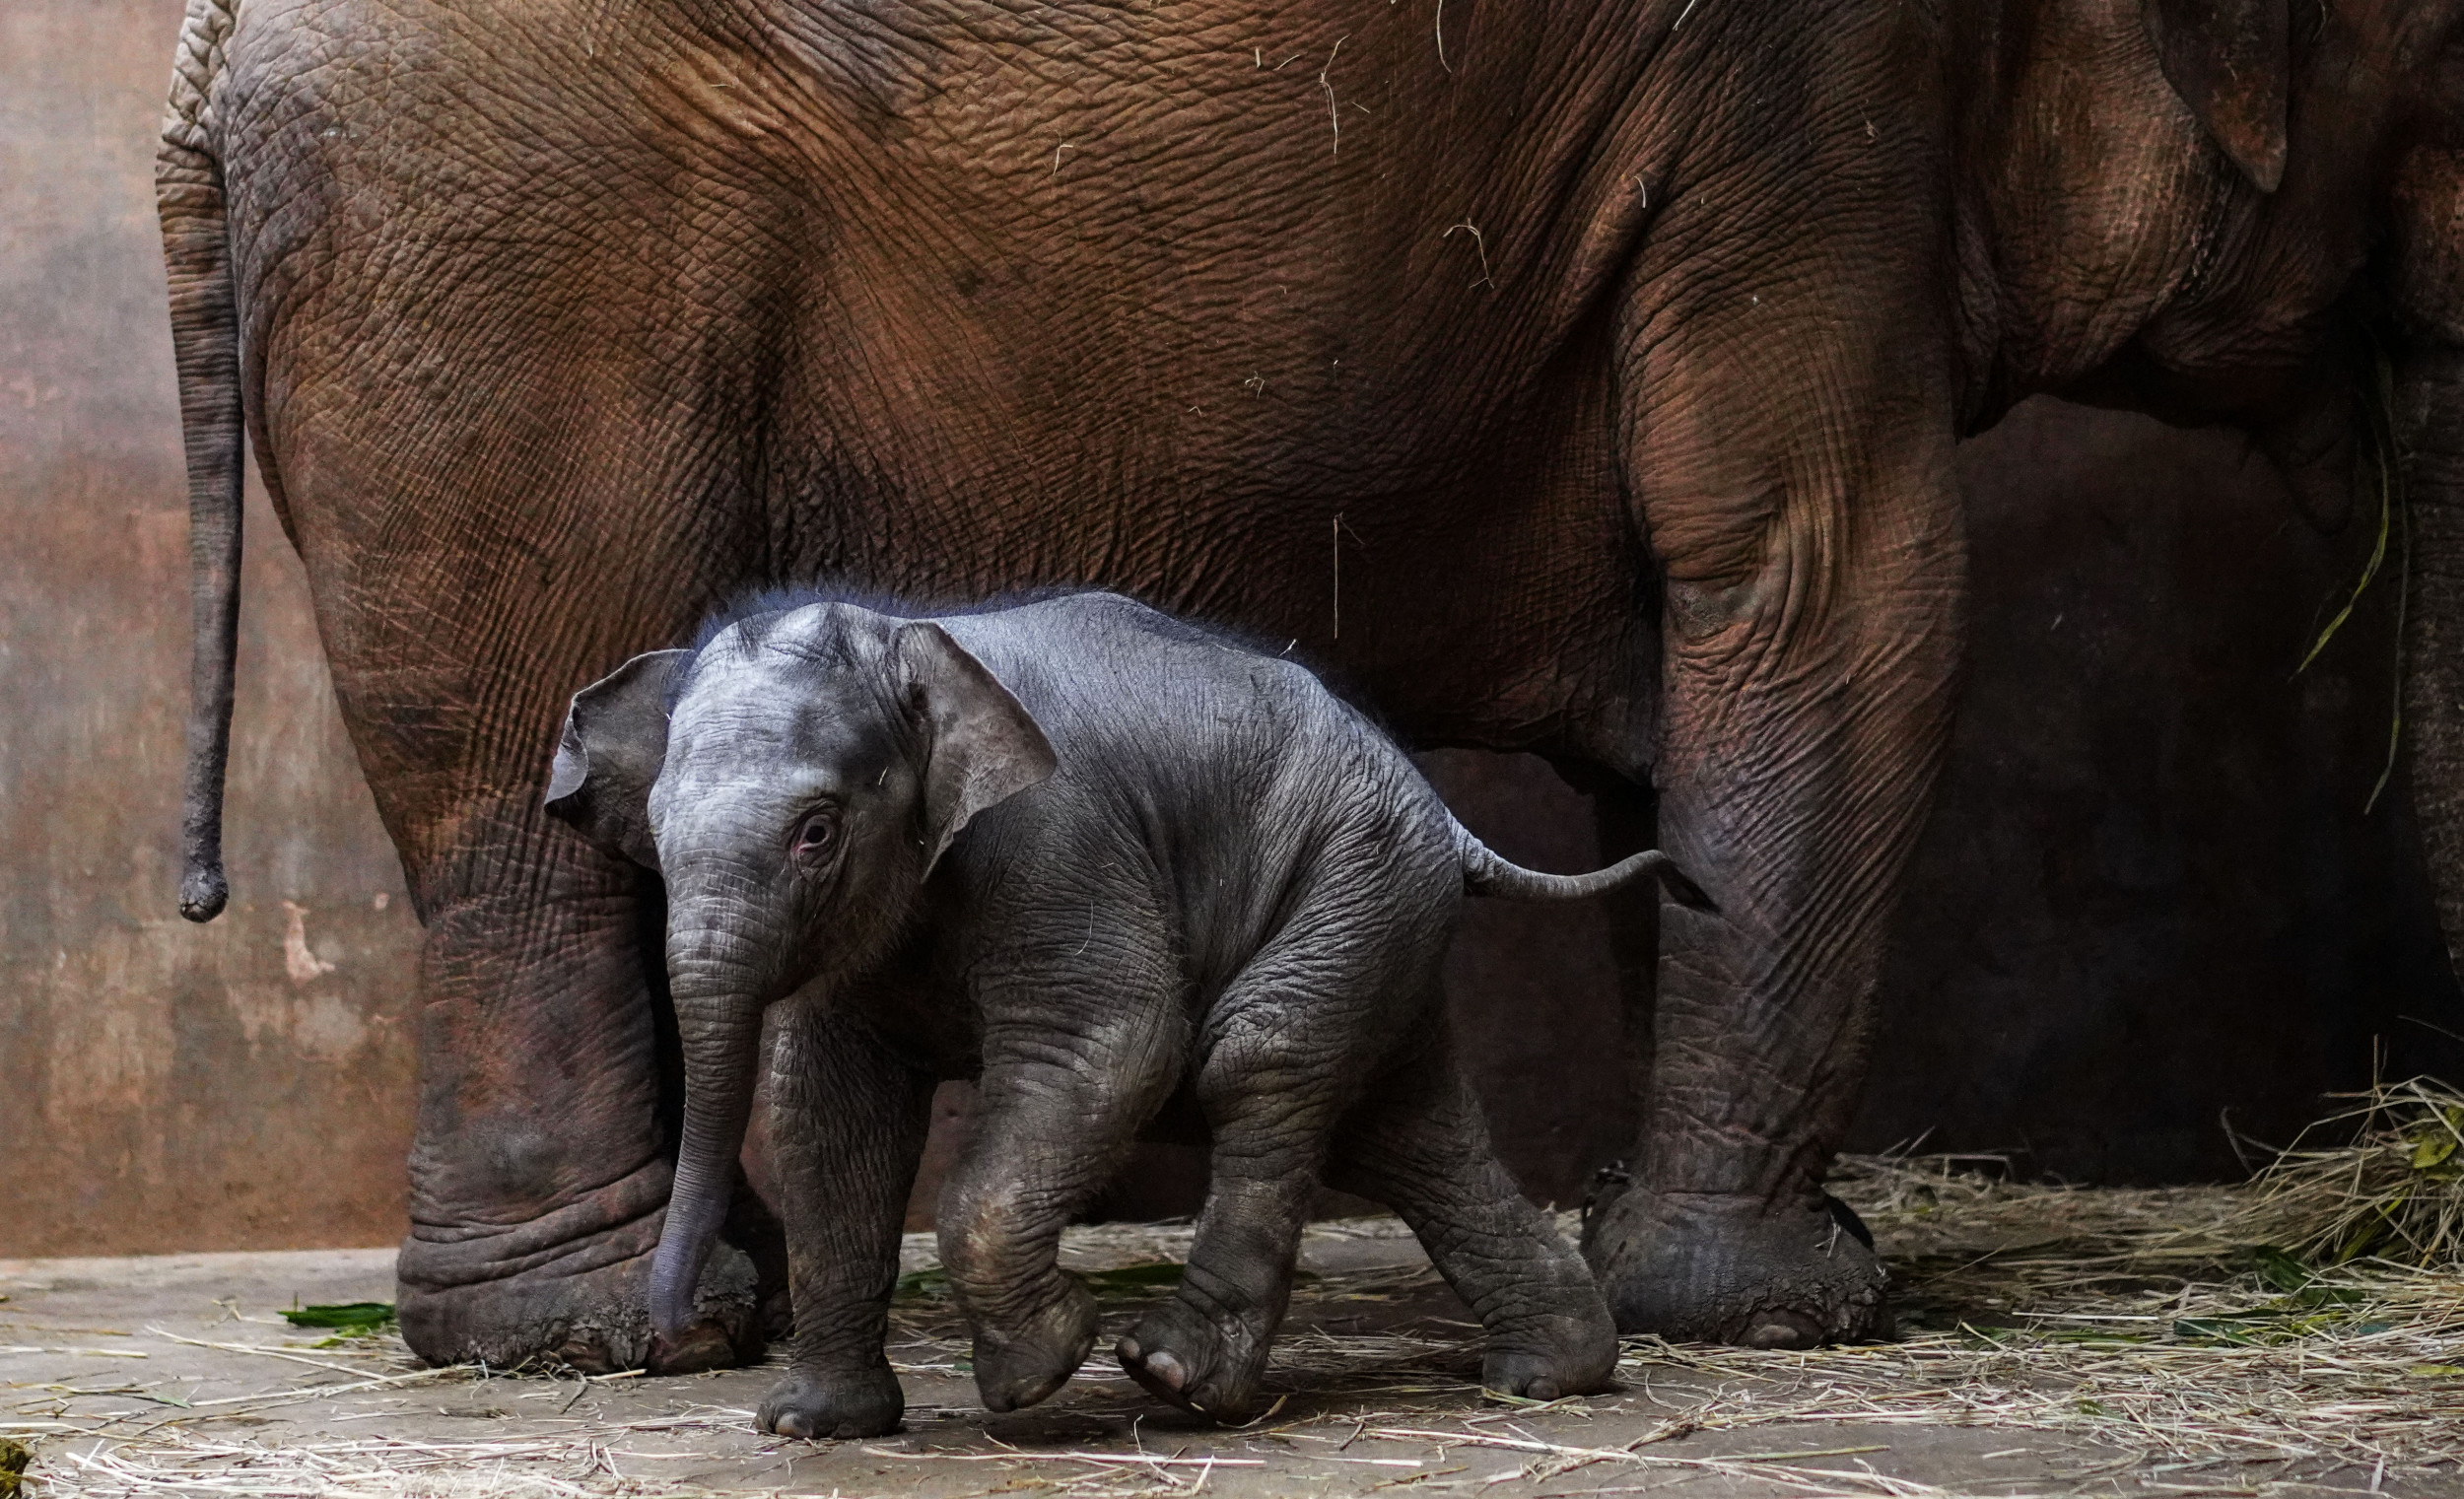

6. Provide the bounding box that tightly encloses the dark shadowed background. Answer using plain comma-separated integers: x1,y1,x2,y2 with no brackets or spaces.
7,0,2462,1257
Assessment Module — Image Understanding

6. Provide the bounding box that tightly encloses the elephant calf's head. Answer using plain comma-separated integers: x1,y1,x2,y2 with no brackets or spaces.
542,602,1056,1358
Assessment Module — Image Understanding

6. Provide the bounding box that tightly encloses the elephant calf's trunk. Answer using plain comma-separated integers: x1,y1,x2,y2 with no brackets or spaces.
647,983,764,1374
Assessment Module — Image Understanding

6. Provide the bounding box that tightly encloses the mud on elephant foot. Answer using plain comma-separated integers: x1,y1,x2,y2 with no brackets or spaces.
1581,1186,1891,1348
397,1237,766,1375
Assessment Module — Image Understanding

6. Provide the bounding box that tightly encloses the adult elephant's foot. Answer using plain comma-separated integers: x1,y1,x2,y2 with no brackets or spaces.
1580,1186,1890,1348
396,1164,765,1374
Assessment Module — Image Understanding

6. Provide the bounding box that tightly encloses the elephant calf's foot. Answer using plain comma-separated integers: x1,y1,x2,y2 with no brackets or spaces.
759,1362,905,1440
1116,1296,1271,1422
1477,1297,1620,1401
1582,1189,1890,1348
969,1278,1098,1412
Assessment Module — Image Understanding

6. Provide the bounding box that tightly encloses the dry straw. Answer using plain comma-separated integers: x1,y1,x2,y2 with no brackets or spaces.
2222,1074,2464,1268
20,1086,2464,1496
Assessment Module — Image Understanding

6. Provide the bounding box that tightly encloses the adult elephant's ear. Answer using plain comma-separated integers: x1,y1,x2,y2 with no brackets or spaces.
893,623,1058,875
2145,0,2290,193
544,649,690,870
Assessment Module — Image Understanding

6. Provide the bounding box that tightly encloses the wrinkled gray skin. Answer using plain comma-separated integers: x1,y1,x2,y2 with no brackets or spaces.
547,592,1708,1436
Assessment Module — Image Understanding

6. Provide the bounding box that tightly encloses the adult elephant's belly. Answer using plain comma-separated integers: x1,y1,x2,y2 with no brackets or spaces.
217,0,1664,1369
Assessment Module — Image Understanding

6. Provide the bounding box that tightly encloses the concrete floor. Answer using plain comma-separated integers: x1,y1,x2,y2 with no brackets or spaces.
3,1227,2454,1498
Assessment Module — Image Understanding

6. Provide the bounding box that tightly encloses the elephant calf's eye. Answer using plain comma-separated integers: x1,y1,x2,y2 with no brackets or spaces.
790,809,841,869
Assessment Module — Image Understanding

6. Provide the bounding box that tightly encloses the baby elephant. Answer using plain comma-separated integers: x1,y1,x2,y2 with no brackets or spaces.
546,591,1710,1438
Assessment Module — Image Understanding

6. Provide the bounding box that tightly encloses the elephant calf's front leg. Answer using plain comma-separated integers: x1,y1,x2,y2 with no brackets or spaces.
761,995,935,1440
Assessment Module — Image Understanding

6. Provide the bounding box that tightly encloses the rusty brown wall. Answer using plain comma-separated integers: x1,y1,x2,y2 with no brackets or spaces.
9,0,2461,1258
0,0,426,1257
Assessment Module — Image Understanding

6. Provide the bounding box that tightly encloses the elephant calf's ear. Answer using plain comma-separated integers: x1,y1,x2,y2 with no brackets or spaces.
544,649,691,869
893,623,1058,874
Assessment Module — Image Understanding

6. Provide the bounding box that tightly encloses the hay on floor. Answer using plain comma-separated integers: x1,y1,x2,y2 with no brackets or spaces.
21,1089,2464,1496
2224,1074,2464,1269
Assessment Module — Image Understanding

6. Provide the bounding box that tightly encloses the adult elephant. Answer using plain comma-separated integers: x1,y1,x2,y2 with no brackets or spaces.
160,0,2464,1367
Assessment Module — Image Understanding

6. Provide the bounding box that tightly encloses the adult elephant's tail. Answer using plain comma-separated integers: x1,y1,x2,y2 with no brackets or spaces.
158,0,245,922
1451,815,1717,911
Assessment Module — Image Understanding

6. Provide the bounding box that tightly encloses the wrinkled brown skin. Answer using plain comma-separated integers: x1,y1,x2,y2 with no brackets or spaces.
157,0,2464,1366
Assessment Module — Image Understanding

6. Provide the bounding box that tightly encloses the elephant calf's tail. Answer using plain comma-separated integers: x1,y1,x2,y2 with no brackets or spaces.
1452,817,1717,911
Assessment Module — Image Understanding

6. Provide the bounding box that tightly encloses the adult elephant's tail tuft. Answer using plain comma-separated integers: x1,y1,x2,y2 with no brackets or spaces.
1452,816,1716,911
159,0,246,922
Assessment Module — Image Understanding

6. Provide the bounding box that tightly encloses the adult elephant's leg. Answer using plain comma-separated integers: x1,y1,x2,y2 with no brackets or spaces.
1581,774,1664,1162
258,310,770,1366
392,792,763,1372
1580,161,1964,1346
2400,345,2464,966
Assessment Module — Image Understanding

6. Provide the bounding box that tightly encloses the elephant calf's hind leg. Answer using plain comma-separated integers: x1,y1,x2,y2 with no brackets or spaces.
1327,1029,1617,1401
1121,940,1478,1422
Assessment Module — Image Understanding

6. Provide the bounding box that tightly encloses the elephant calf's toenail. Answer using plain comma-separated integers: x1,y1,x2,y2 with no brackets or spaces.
773,1412,811,1439
1143,1349,1187,1391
